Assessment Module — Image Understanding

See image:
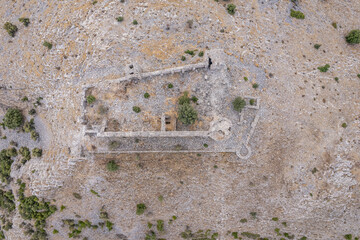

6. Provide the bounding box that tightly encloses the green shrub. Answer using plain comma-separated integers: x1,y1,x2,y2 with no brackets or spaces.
0,150,13,183
185,50,195,56
244,77,248,81
23,119,35,133
30,130,39,141
335,77,339,82
314,44,321,49
86,95,96,104
53,229,58,234
318,64,330,72
249,99,255,105
116,16,124,22
344,234,352,240
252,83,259,89
290,9,305,19
43,41,53,49
332,22,337,29
191,96,198,103
156,220,164,232
19,147,31,161
342,123,347,128
106,160,118,171
6,148,17,157
232,97,246,112
133,106,141,113
345,30,360,44
0,189,15,212
181,56,186,61
105,221,113,231
178,103,198,125
179,92,190,105
19,18,30,27
28,109,36,115
272,217,279,221
144,92,150,98
4,22,18,37
3,108,24,129
168,83,174,89
90,189,100,197
32,148,42,157
136,203,146,215
227,4,236,15
133,20,138,25
198,51,204,57
21,96,29,102
357,74,360,79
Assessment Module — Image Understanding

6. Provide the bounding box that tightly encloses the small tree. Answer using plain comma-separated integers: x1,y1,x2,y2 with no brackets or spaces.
136,203,146,215
178,103,198,125
19,18,30,27
345,30,360,44
3,108,24,129
290,9,305,19
232,97,246,112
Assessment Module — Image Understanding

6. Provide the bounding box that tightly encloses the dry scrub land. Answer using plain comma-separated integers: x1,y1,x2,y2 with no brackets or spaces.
0,0,359,239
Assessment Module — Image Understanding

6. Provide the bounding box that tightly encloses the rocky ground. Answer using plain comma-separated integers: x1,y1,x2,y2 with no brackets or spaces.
0,0,359,239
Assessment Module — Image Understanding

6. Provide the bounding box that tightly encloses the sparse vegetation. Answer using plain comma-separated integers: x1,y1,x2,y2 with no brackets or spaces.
342,123,347,128
198,51,204,57
133,20,138,25
156,220,164,232
73,193,82,199
116,16,124,22
332,22,337,29
318,64,330,72
185,50,195,56
290,9,305,19
252,83,259,89
43,41,53,50
133,106,141,113
4,22,18,37
106,160,119,171
168,83,174,89
86,95,96,104
249,99,255,106
0,150,13,183
32,148,42,157
3,108,24,129
136,203,146,215
345,30,360,44
19,18,30,27
314,44,321,49
181,56,186,61
232,97,246,112
227,4,236,15
144,92,150,98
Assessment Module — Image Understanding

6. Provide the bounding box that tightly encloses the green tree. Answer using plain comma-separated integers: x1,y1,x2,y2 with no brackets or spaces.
3,108,24,129
4,22,18,37
345,30,360,44
232,97,246,112
106,160,118,171
227,4,236,15
178,103,198,125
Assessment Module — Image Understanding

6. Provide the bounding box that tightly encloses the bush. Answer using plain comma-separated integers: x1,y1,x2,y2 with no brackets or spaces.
290,9,305,19
32,148,42,157
178,103,198,125
181,56,186,61
332,22,337,29
19,18,30,27
249,99,255,105
30,130,39,141
0,150,13,183
133,20,138,25
43,41,52,49
73,193,82,199
3,108,24,129
227,4,236,15
6,148,17,157
232,97,246,112
144,92,150,99
345,30,360,44
314,44,321,49
342,123,347,128
185,50,195,56
198,51,204,57
86,95,96,104
252,83,259,89
116,16,124,22
318,64,330,72
4,22,18,37
0,189,15,212
106,160,118,171
132,106,141,113
105,221,113,231
19,147,31,161
178,92,190,105
168,83,174,89
156,220,164,232
28,109,36,115
23,119,35,133
136,203,146,215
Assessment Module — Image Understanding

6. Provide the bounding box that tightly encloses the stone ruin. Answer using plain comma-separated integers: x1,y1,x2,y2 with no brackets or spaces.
80,49,260,160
